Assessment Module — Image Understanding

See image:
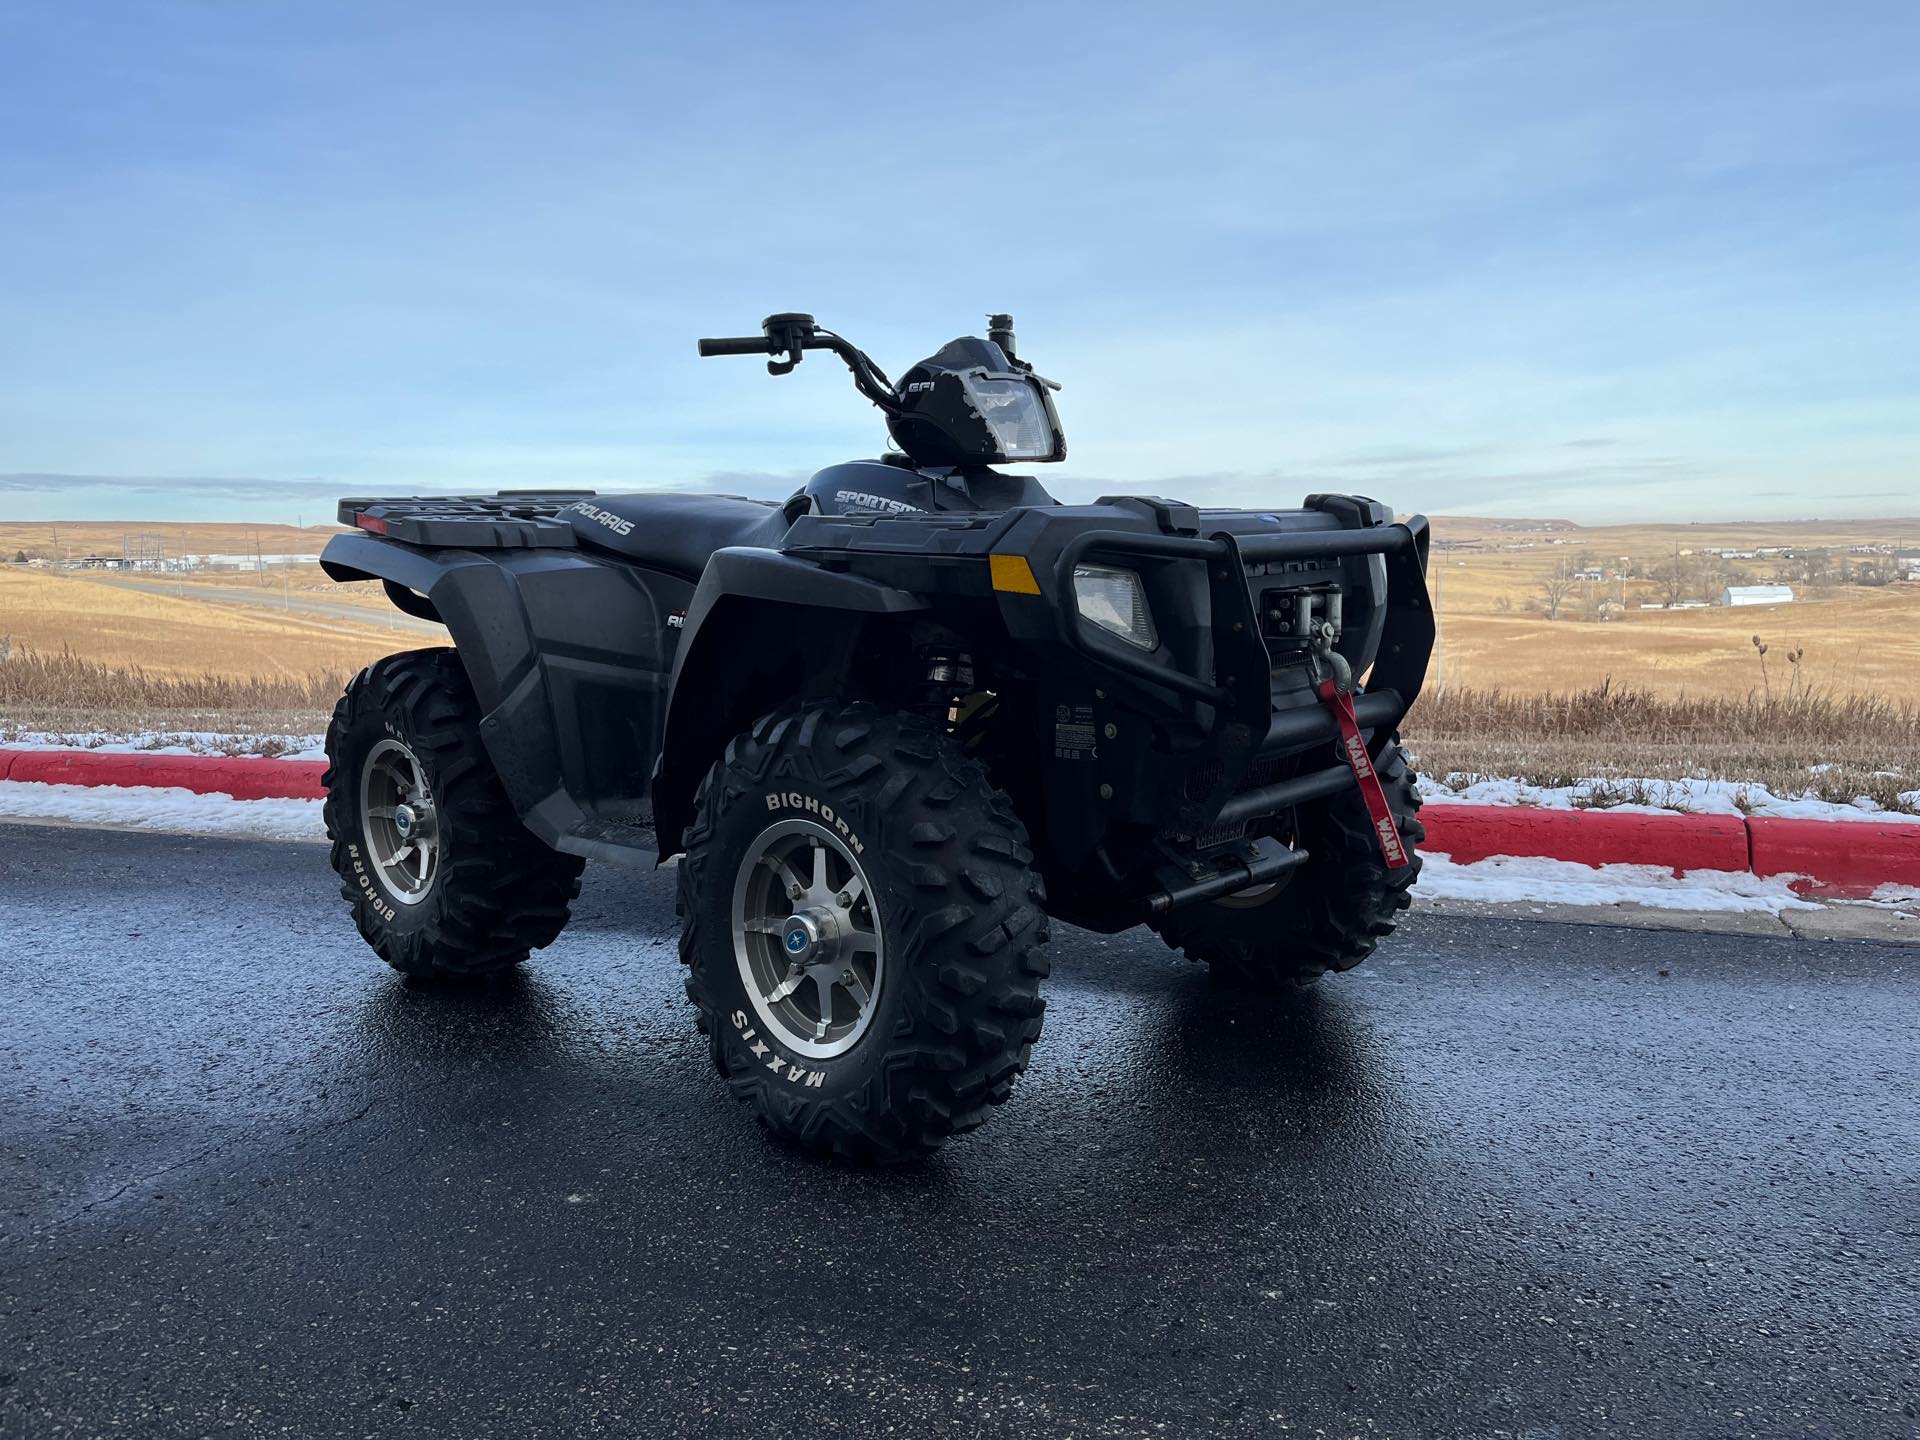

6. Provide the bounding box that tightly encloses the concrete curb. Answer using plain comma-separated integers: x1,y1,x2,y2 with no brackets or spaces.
2,748,1914,898
1422,803,1917,901
0,748,327,802
1420,805,1750,873
1746,816,1920,899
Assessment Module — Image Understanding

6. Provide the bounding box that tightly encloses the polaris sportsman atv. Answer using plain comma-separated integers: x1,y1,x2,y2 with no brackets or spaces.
319,312,1433,1162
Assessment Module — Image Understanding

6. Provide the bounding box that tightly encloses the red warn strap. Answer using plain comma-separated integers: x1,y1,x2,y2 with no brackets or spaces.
1318,679,1410,869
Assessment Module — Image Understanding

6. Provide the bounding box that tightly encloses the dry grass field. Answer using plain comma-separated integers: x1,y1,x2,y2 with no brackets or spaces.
0,567,431,681
1408,681,1918,812
1424,515,1920,697
0,518,332,563
1435,588,1920,696
1,515,1916,805
7,515,1918,695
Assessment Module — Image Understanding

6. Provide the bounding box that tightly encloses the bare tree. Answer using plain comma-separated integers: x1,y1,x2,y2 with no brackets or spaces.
1647,547,1689,607
1539,556,1578,621
1793,549,1832,586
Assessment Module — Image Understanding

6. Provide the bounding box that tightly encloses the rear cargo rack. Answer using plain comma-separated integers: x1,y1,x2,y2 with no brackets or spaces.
337,492,597,549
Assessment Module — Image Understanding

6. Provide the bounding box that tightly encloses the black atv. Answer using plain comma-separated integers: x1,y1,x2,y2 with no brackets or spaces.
319,312,1433,1162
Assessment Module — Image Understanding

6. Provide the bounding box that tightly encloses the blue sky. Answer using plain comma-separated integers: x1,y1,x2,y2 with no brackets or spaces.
2,1,1915,523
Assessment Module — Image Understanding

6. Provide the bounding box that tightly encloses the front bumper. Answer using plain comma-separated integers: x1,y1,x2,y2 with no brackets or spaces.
1025,506,1434,843
782,492,1436,915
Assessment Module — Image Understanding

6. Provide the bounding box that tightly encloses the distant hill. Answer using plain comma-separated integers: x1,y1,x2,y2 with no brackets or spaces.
1426,514,1920,549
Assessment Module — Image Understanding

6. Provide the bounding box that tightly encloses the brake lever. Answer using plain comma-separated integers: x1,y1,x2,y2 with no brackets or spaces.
761,312,817,377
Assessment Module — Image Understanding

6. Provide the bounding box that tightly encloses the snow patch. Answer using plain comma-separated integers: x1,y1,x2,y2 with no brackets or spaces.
0,729,326,761
1419,773,1920,825
0,781,324,842
1416,853,1820,914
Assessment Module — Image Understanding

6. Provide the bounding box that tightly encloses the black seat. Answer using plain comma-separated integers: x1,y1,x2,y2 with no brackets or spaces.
566,492,792,577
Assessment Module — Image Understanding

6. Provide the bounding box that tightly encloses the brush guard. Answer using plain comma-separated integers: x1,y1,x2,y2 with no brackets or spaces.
1043,517,1427,912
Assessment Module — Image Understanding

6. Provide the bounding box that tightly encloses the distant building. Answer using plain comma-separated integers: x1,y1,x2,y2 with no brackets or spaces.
181,552,321,569
1718,584,1794,607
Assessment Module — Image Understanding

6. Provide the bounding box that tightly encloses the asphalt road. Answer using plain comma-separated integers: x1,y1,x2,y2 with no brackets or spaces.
3,823,1915,1439
68,570,445,637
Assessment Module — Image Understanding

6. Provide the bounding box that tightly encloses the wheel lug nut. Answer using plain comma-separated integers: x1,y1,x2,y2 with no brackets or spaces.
788,884,804,900
836,891,850,906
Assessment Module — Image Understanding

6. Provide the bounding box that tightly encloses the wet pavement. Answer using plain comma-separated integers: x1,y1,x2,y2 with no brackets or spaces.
2,821,1915,1438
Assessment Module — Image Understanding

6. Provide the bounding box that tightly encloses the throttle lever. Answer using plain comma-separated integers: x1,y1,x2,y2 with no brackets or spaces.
761,312,816,376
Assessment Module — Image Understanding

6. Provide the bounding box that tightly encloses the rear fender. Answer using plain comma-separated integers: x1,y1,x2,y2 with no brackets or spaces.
651,547,928,858
321,532,688,862
321,533,533,712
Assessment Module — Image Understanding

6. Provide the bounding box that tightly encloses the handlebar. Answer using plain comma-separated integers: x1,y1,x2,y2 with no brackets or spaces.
696,335,775,357
695,313,901,415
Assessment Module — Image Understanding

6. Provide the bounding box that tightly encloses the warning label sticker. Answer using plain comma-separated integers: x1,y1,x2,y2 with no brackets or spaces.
1053,703,1098,761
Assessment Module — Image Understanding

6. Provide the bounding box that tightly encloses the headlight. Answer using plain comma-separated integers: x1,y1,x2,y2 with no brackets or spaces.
962,375,1054,460
1073,565,1158,650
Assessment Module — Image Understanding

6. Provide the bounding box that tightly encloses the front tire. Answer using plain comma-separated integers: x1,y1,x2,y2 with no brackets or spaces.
323,648,584,978
1151,740,1425,990
678,704,1050,1164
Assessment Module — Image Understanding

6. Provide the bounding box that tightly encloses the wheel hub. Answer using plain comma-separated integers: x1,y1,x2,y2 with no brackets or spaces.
731,819,885,1060
782,907,840,963
359,738,440,906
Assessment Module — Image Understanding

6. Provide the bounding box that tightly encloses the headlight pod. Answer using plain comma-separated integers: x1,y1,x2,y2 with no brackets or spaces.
1072,564,1158,650
961,374,1054,460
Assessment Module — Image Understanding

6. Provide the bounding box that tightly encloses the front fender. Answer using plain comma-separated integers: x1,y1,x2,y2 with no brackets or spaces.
651,547,928,858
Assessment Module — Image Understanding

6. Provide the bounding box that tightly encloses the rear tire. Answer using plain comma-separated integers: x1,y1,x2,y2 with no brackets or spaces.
323,648,584,978
1150,740,1424,990
678,703,1050,1164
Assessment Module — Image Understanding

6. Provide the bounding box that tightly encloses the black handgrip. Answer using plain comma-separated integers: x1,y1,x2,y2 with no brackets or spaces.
697,336,773,357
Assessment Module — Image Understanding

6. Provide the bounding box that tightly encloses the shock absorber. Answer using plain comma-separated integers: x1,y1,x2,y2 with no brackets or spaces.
920,648,975,718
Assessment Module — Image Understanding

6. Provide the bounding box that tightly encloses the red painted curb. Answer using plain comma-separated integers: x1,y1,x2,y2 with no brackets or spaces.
0,748,326,801
1747,816,1920,900
1422,804,1750,876
3,749,1914,896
